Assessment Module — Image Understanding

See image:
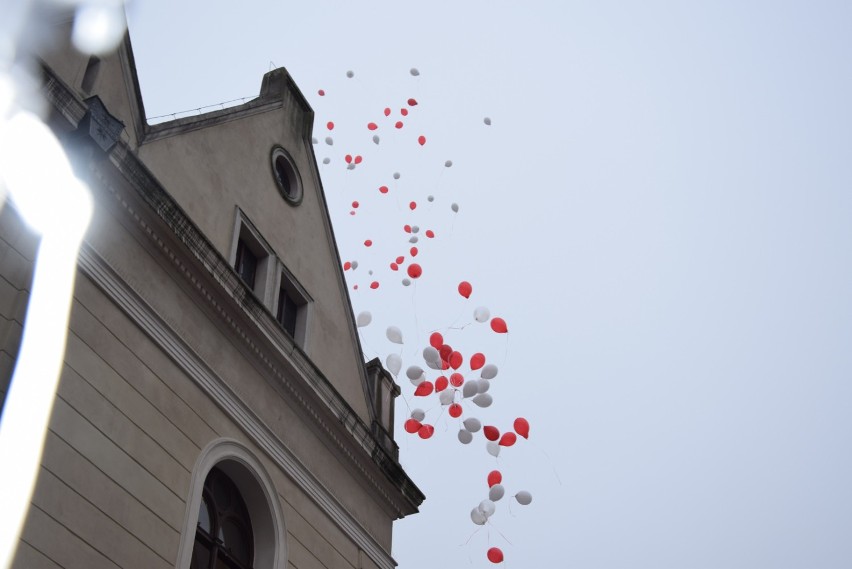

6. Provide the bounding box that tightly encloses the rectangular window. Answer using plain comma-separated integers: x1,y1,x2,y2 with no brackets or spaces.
276,287,298,338
235,239,258,290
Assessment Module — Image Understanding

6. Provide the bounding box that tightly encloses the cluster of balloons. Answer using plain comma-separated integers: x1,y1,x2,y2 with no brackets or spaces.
313,69,534,566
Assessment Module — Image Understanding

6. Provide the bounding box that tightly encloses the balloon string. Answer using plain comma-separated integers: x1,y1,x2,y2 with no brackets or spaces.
531,440,563,486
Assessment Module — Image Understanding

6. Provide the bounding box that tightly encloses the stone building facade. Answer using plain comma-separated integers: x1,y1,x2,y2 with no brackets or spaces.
0,20,422,569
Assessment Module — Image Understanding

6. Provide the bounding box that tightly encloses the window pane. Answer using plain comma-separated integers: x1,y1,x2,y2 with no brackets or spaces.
278,288,298,337
221,519,250,565
235,240,257,289
197,497,212,534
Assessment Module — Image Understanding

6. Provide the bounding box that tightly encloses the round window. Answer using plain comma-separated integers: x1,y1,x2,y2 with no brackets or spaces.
270,146,302,205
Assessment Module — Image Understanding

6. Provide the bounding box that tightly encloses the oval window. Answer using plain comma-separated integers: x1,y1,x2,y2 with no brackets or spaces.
270,146,302,205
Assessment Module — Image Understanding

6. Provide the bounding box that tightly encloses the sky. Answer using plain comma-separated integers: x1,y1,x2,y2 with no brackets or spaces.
126,2,852,568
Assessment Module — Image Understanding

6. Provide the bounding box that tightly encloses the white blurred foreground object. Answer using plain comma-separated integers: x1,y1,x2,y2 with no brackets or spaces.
0,110,93,569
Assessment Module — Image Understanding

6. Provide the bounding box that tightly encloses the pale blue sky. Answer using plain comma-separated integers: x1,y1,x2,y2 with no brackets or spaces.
129,2,852,567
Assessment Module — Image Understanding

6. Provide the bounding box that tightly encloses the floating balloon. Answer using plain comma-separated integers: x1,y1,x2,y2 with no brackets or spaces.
325,136,333,145
449,351,463,369
480,364,498,380
427,195,435,202
393,172,401,179
351,261,359,270
400,108,409,117
406,365,424,382
483,426,499,441
414,381,434,396
444,160,453,167
499,432,517,447
470,353,485,370
354,155,362,164
449,403,463,418
370,281,379,289
439,389,455,405
439,344,453,362
487,470,502,487
318,89,325,96
462,381,478,399
390,262,399,271
450,372,464,387
356,311,371,327
429,332,443,348
395,121,404,129
463,417,482,432
426,229,435,238
474,306,491,323
458,429,473,445
346,163,355,170
379,185,389,194
515,491,532,506
404,419,420,433
409,201,417,210
386,326,404,344
470,506,486,525
418,424,434,439
407,263,422,279
458,281,472,299
322,157,330,164
402,278,411,286
514,417,530,439
312,137,318,144
411,225,420,233
418,135,426,146
396,256,405,264
487,547,503,564
478,499,496,518
435,375,449,392
404,224,412,233
372,135,380,144
410,68,420,76
451,202,459,212
327,121,334,130
490,317,508,333
410,246,419,257
346,70,354,78
345,154,352,164
486,441,500,457
423,346,440,364
489,484,505,502
407,98,418,106
343,261,351,270
473,393,493,408
476,379,491,394
386,353,402,375
364,239,373,247
351,200,359,208
384,107,391,116
367,122,378,130
411,408,426,422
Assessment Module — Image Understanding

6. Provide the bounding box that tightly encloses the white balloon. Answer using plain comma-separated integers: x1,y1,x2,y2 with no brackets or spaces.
386,326,404,344
474,306,491,323
473,393,493,408
444,160,453,167
470,506,486,525
451,202,459,213
409,236,418,243
462,381,478,399
386,353,402,376
351,261,359,270
480,364,498,380
393,172,401,180
356,311,372,327
478,499,496,518
515,491,533,506
425,359,442,371
325,136,333,145
411,408,426,422
372,134,380,144
406,365,424,380
458,429,473,445
410,67,420,76
476,379,491,394
489,484,505,502
346,70,354,78
402,278,411,286
368,270,373,275
486,441,500,457
439,389,455,405
347,163,355,170
423,346,441,363
484,117,492,125
312,137,318,144
463,417,482,433
322,157,330,164
427,195,435,202
411,225,420,233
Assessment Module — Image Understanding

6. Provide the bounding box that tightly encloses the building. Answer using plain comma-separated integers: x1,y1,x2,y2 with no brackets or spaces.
0,17,423,569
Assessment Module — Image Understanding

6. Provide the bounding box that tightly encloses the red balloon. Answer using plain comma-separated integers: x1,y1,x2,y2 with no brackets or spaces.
396,256,405,264
349,211,356,216
490,317,508,333
426,229,435,238
410,247,419,257
370,281,379,289
409,201,417,210
384,107,391,116
418,424,434,439
327,121,334,130
401,108,409,116
487,547,504,564
418,135,426,146
353,284,358,290
318,89,325,96
458,281,472,299
470,353,485,370
343,261,351,271
404,419,421,433
345,154,352,164
483,425,500,441
513,417,530,439
414,381,434,396
487,470,502,488
439,344,453,362
430,332,443,348
404,224,412,233
449,351,463,370
367,122,378,130
450,372,464,387
407,97,418,106
395,121,404,129
390,262,398,271
364,239,373,247
449,403,463,418
352,201,359,209
354,155,363,164
407,263,422,279
379,185,389,194
435,375,449,392
499,432,517,447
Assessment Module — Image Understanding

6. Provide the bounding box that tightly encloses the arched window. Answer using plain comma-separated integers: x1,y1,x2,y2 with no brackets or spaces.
191,466,254,569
